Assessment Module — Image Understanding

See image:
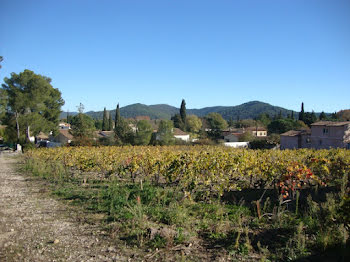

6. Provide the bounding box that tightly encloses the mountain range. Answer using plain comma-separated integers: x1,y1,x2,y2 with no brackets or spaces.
61,101,298,121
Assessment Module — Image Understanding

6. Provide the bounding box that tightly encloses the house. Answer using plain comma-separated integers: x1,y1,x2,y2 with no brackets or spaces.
59,122,71,130
135,116,151,121
224,133,242,142
36,132,49,143
309,121,350,149
52,129,74,145
173,128,190,142
280,130,311,149
224,142,249,148
246,127,267,137
281,121,350,149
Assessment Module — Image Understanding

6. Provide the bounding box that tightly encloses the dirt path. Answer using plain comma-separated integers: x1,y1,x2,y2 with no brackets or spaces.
0,153,132,262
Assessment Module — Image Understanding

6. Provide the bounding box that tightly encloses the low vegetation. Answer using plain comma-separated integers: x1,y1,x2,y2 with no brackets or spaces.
23,146,350,260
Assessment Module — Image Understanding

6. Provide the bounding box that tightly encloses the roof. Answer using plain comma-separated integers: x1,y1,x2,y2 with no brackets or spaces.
36,132,49,140
224,133,242,138
246,127,267,132
135,116,151,121
311,121,350,127
173,128,188,136
94,131,115,138
281,130,310,137
58,129,74,140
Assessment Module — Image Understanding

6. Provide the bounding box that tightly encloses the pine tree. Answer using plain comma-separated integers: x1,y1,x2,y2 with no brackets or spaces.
180,99,186,130
108,111,113,131
319,111,327,120
102,107,108,131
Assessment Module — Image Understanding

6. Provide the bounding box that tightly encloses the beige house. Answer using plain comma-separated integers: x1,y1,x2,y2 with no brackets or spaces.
281,121,350,149
245,127,268,137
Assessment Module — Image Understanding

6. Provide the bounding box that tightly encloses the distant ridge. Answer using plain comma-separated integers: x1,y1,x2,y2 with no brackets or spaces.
60,101,297,120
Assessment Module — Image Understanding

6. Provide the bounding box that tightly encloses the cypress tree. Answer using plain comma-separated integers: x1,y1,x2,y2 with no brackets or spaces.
108,111,113,131
115,103,120,128
180,99,186,130
299,102,305,122
102,107,108,131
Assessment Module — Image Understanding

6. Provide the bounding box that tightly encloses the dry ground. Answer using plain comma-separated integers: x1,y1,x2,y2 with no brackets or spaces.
0,152,136,262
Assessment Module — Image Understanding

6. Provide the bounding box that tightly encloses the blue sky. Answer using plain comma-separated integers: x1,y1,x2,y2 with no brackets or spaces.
1,0,349,113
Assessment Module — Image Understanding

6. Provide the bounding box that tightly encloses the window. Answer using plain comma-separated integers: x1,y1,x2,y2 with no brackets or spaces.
323,128,329,135
306,138,311,144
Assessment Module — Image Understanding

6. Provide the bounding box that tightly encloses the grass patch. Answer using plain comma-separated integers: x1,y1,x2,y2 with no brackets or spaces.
23,157,350,260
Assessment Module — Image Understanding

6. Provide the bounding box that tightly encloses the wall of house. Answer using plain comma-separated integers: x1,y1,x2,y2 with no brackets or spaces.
280,136,299,149
174,135,190,142
310,125,349,149
224,134,239,142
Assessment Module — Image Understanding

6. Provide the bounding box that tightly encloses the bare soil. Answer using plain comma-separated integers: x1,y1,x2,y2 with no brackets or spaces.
0,153,135,262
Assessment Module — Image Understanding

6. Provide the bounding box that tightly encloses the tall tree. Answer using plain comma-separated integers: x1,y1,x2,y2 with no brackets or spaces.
186,115,202,133
299,102,305,122
319,111,327,120
156,120,174,145
206,112,228,138
171,113,184,129
114,103,132,144
134,120,152,145
70,111,95,145
180,99,186,129
102,107,108,131
108,111,113,131
115,103,121,129
1,70,64,142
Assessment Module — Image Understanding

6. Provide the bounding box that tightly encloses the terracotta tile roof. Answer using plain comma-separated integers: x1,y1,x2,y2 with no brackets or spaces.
311,121,350,127
281,130,310,137
173,128,188,136
59,129,74,140
135,116,151,121
36,132,49,140
246,127,267,131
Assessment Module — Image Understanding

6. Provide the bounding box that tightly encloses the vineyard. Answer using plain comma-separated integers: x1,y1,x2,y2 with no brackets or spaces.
24,146,350,260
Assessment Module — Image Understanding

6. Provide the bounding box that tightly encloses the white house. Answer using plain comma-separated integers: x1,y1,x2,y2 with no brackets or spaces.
173,128,190,142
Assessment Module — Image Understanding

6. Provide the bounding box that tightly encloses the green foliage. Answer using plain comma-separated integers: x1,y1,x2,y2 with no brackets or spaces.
115,119,133,145
206,112,228,130
319,111,327,120
180,99,186,129
267,119,306,134
134,120,152,145
171,113,184,129
0,89,7,122
238,132,255,142
70,112,95,142
156,120,174,145
186,114,202,133
1,69,64,142
102,107,108,131
108,111,113,131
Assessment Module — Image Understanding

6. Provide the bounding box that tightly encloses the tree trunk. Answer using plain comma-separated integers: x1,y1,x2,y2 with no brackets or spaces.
26,125,31,143
15,111,20,142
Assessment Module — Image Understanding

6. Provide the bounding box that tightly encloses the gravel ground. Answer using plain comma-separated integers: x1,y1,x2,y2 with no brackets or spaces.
0,152,134,262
